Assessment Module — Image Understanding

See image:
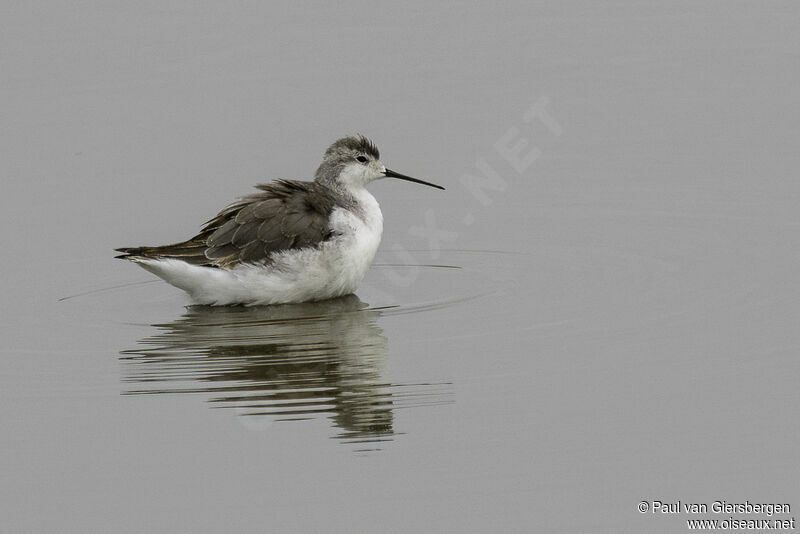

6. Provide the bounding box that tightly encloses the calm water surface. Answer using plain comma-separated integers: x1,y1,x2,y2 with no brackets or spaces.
2,3,799,533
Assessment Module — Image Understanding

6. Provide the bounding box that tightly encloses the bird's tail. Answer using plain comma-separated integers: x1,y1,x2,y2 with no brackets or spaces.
114,240,209,265
114,246,149,260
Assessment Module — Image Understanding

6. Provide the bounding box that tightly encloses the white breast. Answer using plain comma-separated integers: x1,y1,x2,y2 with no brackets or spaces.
325,189,384,290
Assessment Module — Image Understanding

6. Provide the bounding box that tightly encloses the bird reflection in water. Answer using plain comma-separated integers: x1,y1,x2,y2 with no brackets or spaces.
120,295,451,448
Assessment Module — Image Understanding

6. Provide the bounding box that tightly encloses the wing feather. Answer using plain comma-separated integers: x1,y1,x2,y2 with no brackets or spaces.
231,221,260,248
115,180,340,268
253,198,283,218
207,219,238,247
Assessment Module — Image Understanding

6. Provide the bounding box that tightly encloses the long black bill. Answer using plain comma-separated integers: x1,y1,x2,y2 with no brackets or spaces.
383,168,445,190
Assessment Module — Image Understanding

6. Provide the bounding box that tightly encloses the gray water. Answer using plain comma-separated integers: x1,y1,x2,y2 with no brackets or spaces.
2,3,799,533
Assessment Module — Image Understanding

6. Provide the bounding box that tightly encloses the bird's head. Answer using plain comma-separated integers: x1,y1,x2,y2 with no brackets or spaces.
314,135,444,192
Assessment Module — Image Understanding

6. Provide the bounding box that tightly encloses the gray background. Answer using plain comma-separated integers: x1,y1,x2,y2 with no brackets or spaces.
2,1,798,532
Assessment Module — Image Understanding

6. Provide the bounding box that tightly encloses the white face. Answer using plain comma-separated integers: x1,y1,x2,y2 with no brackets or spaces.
336,159,386,189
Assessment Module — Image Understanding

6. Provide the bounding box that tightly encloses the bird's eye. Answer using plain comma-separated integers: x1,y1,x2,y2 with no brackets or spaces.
356,156,368,164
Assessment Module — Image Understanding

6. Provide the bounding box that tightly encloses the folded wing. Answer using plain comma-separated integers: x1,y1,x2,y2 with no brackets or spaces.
115,180,338,268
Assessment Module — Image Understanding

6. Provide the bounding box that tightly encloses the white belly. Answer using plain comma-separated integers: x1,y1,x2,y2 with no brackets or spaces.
137,194,384,306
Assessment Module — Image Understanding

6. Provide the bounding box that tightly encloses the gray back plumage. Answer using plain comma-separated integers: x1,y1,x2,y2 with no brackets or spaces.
203,180,337,267
116,180,342,268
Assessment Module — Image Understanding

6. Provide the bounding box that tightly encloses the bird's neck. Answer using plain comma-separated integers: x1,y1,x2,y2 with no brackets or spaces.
358,190,383,233
338,184,382,228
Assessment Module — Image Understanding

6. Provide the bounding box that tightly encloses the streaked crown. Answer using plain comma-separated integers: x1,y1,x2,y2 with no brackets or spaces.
324,135,380,161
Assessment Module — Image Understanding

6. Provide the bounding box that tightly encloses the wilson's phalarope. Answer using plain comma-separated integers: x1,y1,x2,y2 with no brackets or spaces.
115,136,444,305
